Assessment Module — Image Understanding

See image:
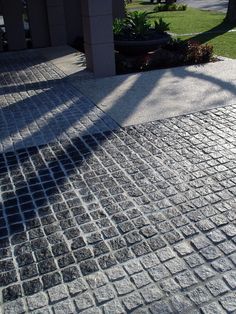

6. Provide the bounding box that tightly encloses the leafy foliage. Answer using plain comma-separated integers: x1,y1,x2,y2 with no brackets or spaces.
154,17,170,32
113,10,170,40
113,18,126,36
126,11,151,37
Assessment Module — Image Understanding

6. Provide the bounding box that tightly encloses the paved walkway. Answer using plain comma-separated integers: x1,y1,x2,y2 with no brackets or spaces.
74,58,236,127
1,50,236,314
178,0,228,13
0,50,116,153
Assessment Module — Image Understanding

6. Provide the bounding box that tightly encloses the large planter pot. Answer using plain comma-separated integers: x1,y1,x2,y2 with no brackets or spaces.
114,34,171,56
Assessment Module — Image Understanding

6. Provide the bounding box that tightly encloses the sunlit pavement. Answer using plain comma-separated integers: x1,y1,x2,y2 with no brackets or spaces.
1,51,236,314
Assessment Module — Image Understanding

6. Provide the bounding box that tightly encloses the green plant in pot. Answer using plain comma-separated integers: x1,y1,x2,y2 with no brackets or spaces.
113,10,171,55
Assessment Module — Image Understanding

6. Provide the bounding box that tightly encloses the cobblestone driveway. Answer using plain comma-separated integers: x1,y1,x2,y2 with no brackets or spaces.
1,52,236,314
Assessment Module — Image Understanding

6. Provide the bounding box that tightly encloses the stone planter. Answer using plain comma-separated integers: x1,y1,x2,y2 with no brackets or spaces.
114,34,171,56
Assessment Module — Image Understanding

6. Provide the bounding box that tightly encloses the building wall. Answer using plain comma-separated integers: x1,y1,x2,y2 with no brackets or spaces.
0,0,125,50
1,0,26,50
27,0,50,48
46,0,67,46
64,0,125,46
113,0,125,19
63,0,83,45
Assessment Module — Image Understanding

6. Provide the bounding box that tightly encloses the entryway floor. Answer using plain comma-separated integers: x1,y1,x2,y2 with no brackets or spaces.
1,47,236,314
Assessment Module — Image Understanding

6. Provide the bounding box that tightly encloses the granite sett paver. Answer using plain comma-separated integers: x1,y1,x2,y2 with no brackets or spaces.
1,51,236,313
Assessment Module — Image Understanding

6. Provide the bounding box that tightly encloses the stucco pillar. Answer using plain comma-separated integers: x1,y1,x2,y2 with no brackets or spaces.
81,0,116,77
46,0,67,46
2,0,26,50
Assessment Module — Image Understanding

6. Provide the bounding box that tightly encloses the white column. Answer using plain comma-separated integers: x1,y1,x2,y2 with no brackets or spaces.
81,0,116,77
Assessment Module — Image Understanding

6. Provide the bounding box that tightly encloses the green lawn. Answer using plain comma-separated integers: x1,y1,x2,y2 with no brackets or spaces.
126,1,236,58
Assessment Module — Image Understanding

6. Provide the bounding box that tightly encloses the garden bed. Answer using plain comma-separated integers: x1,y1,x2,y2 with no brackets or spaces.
116,39,217,74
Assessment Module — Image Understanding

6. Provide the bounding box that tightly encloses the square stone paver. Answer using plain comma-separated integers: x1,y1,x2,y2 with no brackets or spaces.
1,51,236,314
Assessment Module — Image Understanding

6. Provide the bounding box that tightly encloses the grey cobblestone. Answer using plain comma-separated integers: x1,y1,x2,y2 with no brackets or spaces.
106,266,126,282
165,257,187,274
211,256,232,272
218,240,236,255
74,292,94,311
124,260,142,275
201,302,226,314
131,271,151,288
219,292,236,312
67,278,87,296
206,278,230,296
139,253,160,269
2,52,236,313
93,284,115,304
81,308,102,314
187,286,212,305
122,291,143,311
47,284,68,303
148,264,170,281
52,300,75,314
160,277,180,293
194,265,216,281
3,299,25,314
32,308,52,314
207,230,226,244
170,294,194,312
200,245,222,261
156,247,175,262
175,270,198,288
229,252,236,265
114,278,134,296
184,253,205,268
2,284,22,302
86,272,108,289
150,300,173,314
174,241,194,256
140,284,163,303
223,270,236,288
27,292,48,310
103,299,125,314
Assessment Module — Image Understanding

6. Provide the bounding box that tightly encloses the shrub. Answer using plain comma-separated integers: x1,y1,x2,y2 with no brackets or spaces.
153,3,187,12
185,40,214,64
116,39,214,74
165,39,214,64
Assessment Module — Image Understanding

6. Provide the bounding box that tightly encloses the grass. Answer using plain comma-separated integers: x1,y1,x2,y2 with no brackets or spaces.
126,0,236,58
148,8,230,34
